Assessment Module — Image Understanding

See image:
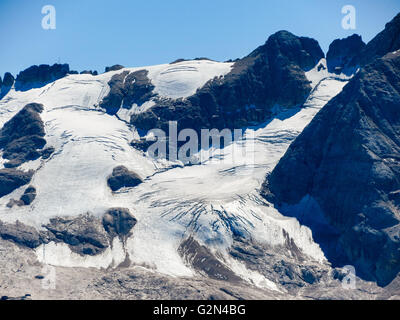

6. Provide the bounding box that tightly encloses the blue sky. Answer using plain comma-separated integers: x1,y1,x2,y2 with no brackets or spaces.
1,0,399,76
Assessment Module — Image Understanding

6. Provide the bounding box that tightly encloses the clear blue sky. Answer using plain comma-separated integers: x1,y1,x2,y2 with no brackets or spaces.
1,0,399,76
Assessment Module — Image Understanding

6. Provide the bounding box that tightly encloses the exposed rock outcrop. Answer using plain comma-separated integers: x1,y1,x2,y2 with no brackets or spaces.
359,13,400,66
80,70,98,76
0,169,33,198
0,103,47,168
7,186,37,208
20,186,36,205
99,70,155,115
2,72,14,87
0,72,15,99
43,214,110,256
0,208,138,256
263,51,400,286
102,208,137,241
0,220,41,248
105,65,124,73
326,34,366,75
101,31,324,135
179,237,241,282
107,166,143,192
15,63,70,91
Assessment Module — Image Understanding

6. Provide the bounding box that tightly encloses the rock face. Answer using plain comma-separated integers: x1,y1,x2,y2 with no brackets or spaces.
100,70,155,115
100,31,324,134
102,208,137,240
2,72,15,87
359,13,400,66
263,51,400,286
0,209,138,256
0,221,41,248
0,103,47,168
0,169,33,198
107,166,143,192
20,186,37,205
80,70,98,76
326,34,366,75
105,65,124,73
0,72,15,99
15,64,70,91
43,214,110,256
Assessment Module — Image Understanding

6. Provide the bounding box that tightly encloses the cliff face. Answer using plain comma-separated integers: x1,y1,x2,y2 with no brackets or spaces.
263,50,400,286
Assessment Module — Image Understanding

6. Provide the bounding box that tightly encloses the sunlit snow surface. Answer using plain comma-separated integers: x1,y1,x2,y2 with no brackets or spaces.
0,59,347,288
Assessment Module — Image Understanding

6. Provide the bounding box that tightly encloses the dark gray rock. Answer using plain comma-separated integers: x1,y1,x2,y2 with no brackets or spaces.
100,70,155,115
263,51,400,286
0,220,41,248
327,34,366,75
6,186,36,208
130,30,324,135
20,186,36,205
360,12,400,66
0,103,47,167
80,70,98,76
44,214,110,256
0,169,33,198
105,65,124,73
2,72,14,87
15,64,70,91
102,208,137,241
179,236,241,282
0,73,15,99
107,166,143,192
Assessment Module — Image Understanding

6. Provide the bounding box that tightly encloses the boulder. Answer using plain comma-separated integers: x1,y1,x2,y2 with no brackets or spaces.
107,166,143,192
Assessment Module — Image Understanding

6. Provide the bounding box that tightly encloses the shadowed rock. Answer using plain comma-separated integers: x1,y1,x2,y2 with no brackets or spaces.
15,64,70,91
179,237,241,282
43,214,110,256
105,65,124,73
20,186,36,205
359,12,400,66
100,70,155,115
0,72,15,99
130,30,324,134
0,169,33,198
102,208,137,241
327,34,366,75
0,103,48,167
107,166,143,192
263,51,400,286
0,220,41,248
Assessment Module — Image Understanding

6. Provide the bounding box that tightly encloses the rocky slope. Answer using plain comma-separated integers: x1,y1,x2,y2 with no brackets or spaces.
263,13,400,287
